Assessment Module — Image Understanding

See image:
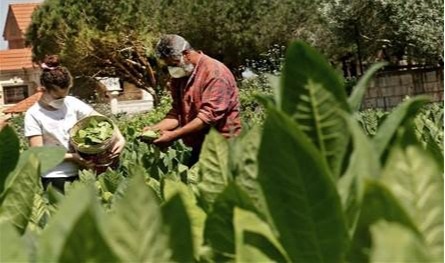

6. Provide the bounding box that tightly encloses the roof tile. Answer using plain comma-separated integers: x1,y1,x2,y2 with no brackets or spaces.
9,3,40,34
3,88,43,114
0,48,36,70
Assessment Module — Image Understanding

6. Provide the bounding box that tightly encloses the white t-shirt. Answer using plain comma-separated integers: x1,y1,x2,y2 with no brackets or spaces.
24,96,94,178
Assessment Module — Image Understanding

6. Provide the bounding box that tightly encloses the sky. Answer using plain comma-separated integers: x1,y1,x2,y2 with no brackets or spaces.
0,0,43,50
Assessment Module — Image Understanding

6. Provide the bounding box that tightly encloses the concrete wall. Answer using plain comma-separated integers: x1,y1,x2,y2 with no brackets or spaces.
114,99,154,114
362,67,444,110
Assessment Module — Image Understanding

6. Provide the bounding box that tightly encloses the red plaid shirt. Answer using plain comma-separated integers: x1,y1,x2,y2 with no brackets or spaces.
166,54,241,149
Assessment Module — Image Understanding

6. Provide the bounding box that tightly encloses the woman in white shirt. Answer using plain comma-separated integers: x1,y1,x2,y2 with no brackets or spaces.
24,55,125,192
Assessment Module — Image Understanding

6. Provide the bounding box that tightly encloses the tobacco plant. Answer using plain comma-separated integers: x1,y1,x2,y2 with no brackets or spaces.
0,42,442,263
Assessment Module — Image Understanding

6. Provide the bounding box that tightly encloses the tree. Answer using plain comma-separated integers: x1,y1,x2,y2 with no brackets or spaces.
26,0,160,103
317,0,443,68
146,0,321,69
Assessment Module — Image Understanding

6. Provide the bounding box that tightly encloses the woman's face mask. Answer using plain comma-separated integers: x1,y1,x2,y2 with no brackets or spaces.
42,91,67,109
48,98,65,109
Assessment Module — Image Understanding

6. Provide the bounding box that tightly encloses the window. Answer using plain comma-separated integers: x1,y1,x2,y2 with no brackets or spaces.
3,85,28,104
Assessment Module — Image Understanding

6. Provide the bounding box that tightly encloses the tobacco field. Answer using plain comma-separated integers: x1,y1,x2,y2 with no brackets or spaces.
0,42,443,263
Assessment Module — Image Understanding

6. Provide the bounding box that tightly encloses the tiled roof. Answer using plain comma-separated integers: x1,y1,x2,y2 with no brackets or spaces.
9,3,40,34
0,48,36,71
3,88,43,114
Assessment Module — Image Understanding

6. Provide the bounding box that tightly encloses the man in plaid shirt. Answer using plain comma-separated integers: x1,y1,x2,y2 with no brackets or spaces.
146,34,241,166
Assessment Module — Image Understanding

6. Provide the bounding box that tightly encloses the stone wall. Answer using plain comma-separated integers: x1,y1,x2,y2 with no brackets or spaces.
362,67,444,110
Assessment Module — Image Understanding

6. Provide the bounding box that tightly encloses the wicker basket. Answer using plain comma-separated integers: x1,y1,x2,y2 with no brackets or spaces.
69,115,118,155
70,115,118,171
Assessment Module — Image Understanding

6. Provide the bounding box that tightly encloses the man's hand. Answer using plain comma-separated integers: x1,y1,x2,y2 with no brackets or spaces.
143,126,155,132
153,130,178,148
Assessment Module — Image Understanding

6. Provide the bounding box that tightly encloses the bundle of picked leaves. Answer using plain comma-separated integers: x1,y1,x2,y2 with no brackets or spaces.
137,129,160,142
72,118,114,148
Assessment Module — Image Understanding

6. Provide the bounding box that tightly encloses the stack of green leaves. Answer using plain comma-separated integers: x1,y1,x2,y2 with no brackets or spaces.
73,119,114,148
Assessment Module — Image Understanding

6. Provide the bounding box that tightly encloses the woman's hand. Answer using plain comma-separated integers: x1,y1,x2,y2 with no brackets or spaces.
110,133,126,159
66,153,94,169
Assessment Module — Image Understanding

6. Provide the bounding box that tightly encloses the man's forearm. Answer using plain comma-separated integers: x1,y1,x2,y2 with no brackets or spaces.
173,117,208,139
152,118,179,131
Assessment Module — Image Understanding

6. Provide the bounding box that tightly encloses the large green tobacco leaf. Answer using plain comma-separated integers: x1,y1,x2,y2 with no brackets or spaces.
0,153,40,234
348,62,387,112
198,129,230,210
281,42,350,178
348,181,419,262
28,193,50,231
58,209,118,262
381,138,443,260
3,146,66,197
234,208,289,263
0,125,20,193
37,186,116,261
258,108,348,263
161,194,194,262
370,221,431,262
105,174,171,262
204,183,257,257
16,146,66,174
281,41,349,112
337,114,380,236
373,96,429,158
0,222,28,262
233,126,268,216
163,179,206,258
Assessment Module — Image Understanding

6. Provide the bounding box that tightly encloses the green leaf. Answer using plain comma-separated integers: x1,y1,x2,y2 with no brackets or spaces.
58,208,118,262
198,129,230,210
0,222,28,262
204,183,257,256
370,221,431,263
0,153,40,234
281,41,350,178
97,169,124,193
37,185,116,261
0,125,20,193
381,138,443,260
105,174,171,262
281,41,349,113
16,146,66,174
163,179,206,257
348,180,420,262
234,208,289,263
348,62,387,112
268,73,281,106
46,184,64,206
162,194,194,262
338,113,380,236
233,126,268,216
373,96,429,158
258,108,348,263
28,193,50,231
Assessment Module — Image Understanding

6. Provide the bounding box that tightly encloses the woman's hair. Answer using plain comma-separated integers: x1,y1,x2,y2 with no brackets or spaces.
40,55,73,90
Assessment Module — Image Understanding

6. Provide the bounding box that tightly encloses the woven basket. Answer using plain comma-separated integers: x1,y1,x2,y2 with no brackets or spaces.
69,115,118,155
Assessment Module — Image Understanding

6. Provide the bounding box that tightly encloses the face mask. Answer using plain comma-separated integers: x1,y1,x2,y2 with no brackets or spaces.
167,43,195,78
168,66,189,78
48,98,65,109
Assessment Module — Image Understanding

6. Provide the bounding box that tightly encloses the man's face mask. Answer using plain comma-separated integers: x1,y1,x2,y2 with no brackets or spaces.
167,57,194,78
167,42,194,78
